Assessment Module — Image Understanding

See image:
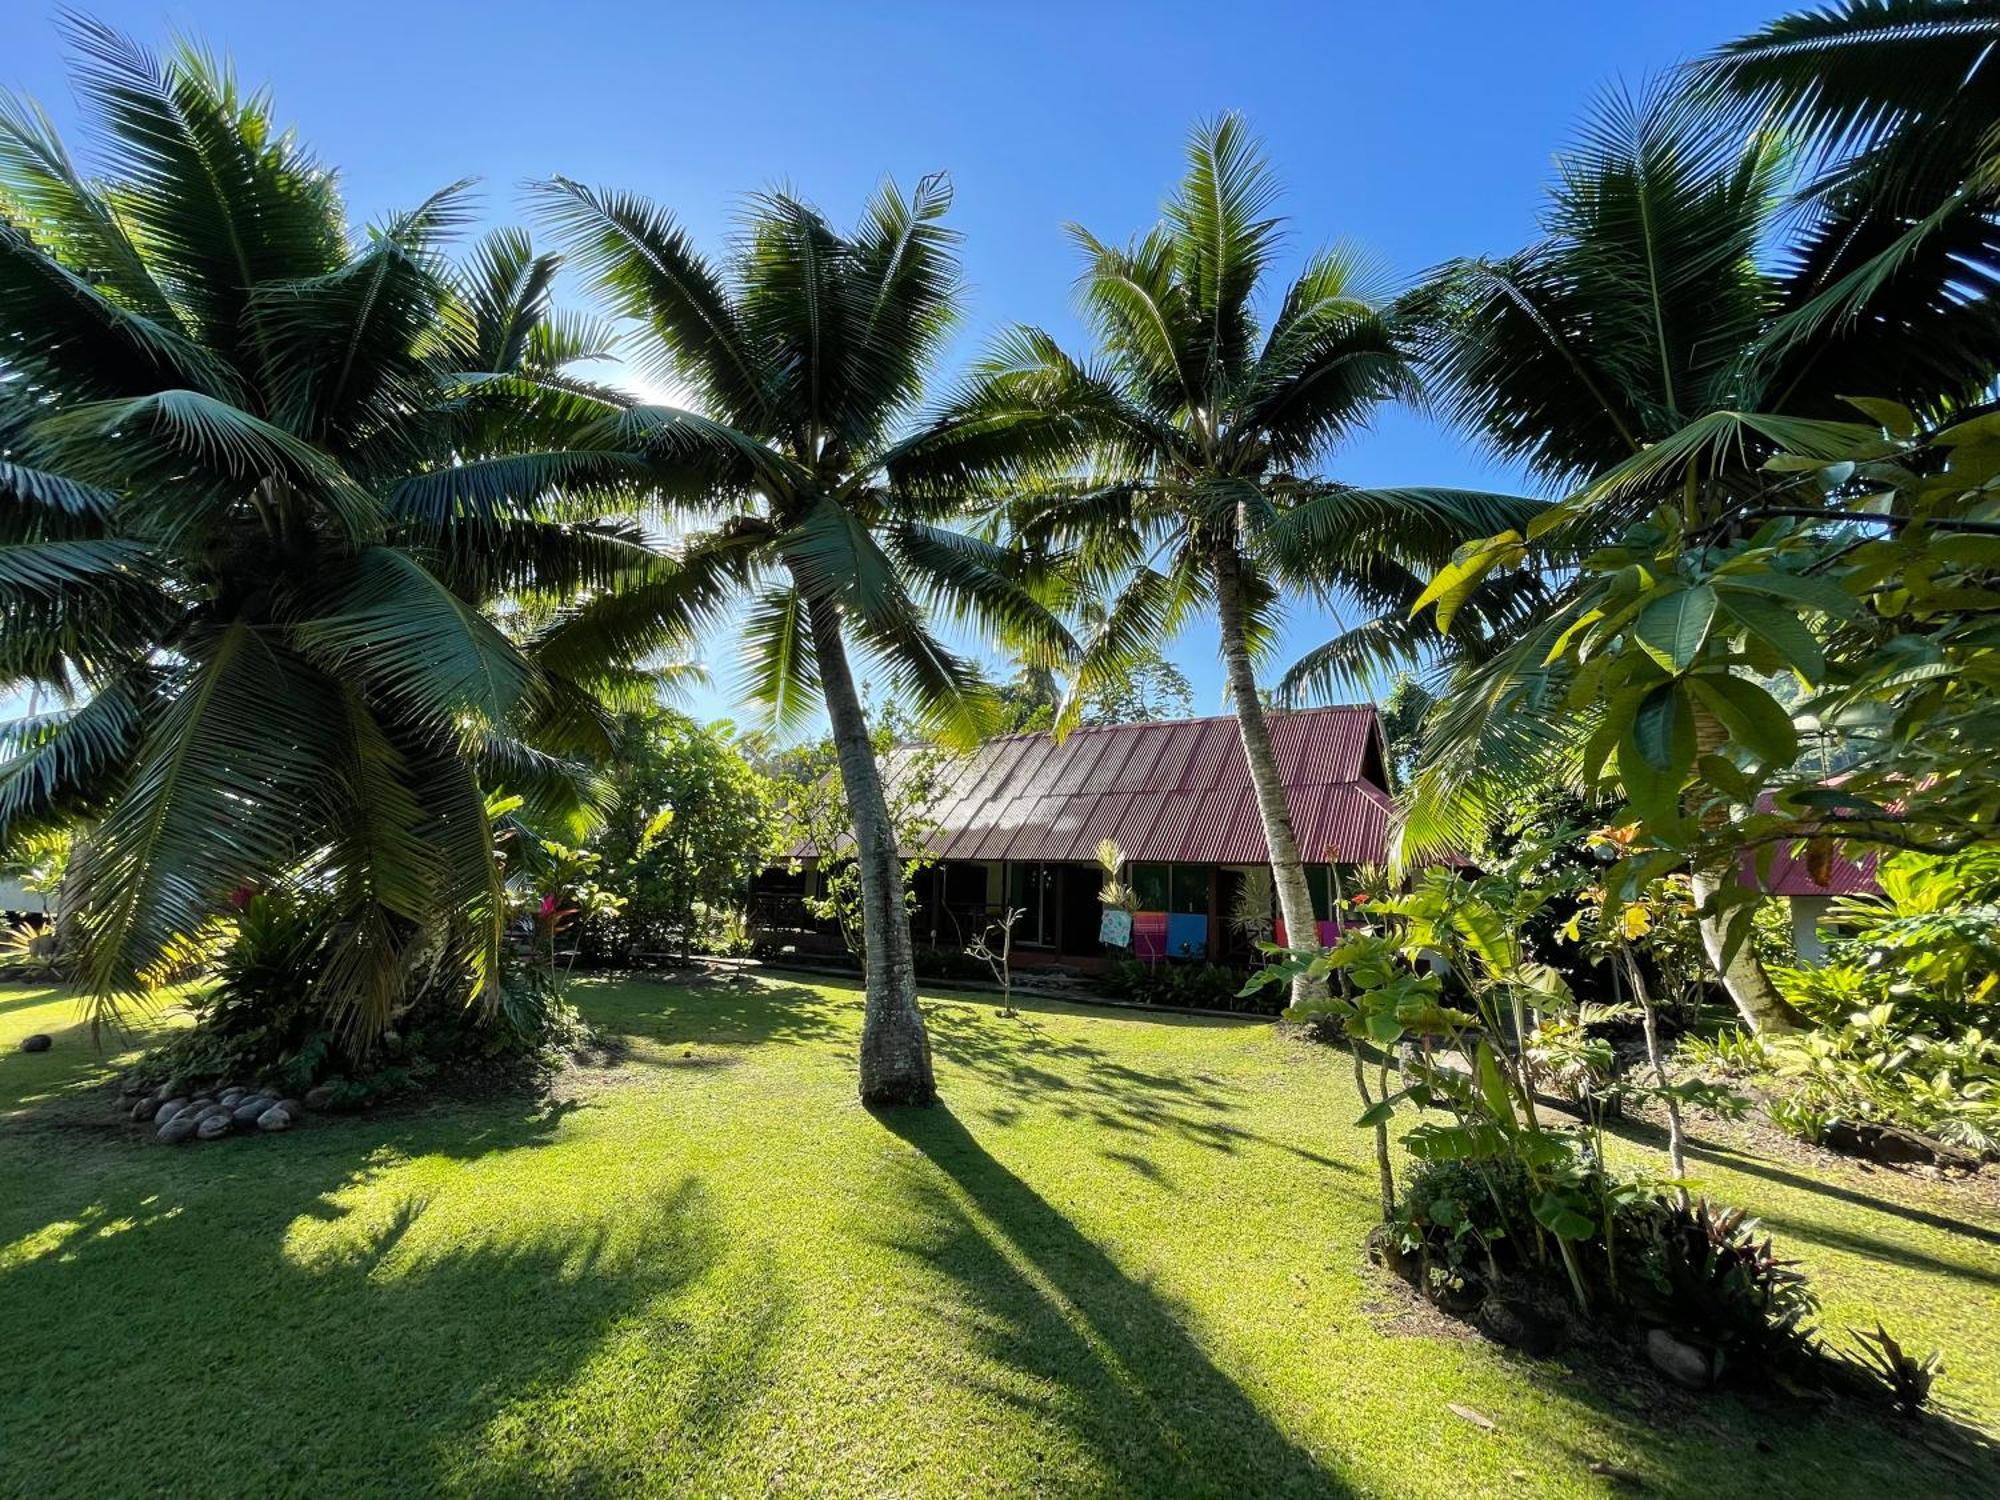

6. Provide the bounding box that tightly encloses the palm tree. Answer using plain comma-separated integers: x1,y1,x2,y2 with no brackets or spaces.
532,172,1071,1106
899,117,1539,996
1400,78,2000,1031
1697,1,2000,200
0,21,659,1037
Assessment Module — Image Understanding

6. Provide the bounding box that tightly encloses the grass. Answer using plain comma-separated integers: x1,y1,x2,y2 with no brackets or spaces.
3,974,1998,1499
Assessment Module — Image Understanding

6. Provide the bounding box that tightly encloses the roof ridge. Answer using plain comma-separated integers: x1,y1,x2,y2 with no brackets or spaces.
980,702,1376,745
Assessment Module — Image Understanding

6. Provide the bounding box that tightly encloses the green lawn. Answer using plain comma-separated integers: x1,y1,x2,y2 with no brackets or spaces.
3,976,1997,1498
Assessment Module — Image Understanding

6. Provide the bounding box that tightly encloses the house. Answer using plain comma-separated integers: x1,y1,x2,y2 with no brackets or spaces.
1738,785,1885,962
750,705,1395,970
1743,837,1879,963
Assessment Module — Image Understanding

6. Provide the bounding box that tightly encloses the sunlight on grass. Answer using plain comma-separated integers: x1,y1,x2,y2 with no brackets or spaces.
3,976,1997,1498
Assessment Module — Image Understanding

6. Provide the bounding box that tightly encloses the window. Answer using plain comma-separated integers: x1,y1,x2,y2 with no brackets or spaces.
1303,865,1364,922
1306,865,1330,921
1169,865,1209,915
1130,862,1169,911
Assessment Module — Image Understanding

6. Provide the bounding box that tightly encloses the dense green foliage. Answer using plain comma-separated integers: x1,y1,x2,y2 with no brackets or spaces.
578,710,776,963
1687,846,2000,1153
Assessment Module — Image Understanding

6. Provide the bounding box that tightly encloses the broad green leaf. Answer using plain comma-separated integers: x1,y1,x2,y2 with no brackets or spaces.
1410,533,1521,635
1630,681,1694,773
1687,674,1798,770
1840,396,1918,437
1935,411,2000,447
1634,584,1716,672
1721,570,1860,619
1714,590,1826,681
1533,1192,1596,1240
1355,1099,1395,1129
1474,1039,1517,1129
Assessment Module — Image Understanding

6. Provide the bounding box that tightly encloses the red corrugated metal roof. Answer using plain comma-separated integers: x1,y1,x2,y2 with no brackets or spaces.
1740,788,1885,897
1751,842,1879,897
847,706,1389,866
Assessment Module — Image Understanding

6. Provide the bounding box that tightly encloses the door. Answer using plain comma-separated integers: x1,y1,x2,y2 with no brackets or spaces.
1006,861,1058,947
1056,864,1104,957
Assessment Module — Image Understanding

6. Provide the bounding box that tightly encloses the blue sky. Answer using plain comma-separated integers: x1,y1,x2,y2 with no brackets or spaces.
3,0,1778,729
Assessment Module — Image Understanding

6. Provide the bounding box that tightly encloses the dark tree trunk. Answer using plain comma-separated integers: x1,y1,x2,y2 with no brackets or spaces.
801,589,937,1106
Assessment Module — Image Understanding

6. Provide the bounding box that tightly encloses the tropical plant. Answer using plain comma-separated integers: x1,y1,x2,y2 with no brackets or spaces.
1695,0,2000,261
1835,1322,1945,1414
964,905,1025,1014
581,708,776,963
1627,1198,1819,1372
534,171,1074,1104
0,21,659,1041
917,115,1542,1001
1398,71,2000,1032
770,729,951,975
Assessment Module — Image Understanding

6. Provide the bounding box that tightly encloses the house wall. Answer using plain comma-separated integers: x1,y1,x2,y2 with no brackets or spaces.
1790,894,1835,965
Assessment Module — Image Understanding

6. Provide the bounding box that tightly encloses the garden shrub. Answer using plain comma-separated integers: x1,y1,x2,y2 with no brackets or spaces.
1099,959,1276,1013
131,889,595,1104
1679,849,2000,1158
1624,1200,1819,1372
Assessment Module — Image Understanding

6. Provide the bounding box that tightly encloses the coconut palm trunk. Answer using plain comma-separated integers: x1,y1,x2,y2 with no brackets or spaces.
1215,543,1320,1002
802,590,937,1105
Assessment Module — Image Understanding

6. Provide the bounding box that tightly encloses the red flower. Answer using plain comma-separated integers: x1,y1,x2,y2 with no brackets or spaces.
1350,892,1370,906
539,893,559,916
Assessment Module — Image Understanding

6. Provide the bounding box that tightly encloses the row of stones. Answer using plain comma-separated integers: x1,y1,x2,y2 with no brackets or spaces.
131,1081,330,1142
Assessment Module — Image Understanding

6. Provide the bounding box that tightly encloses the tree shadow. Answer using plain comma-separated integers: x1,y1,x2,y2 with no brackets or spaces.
1753,1209,2000,1288
875,1102,1356,1498
921,999,1353,1172
0,1090,784,1495
571,973,854,1054
0,985,74,1019
1675,1137,2000,1248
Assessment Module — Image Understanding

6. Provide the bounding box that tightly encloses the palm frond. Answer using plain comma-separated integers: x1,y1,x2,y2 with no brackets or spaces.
292,546,537,727
0,668,155,845
842,171,962,436
31,389,386,543
531,176,770,427
67,624,338,1013
0,88,178,321
63,16,346,373
740,190,852,450
738,583,821,737
1169,113,1284,386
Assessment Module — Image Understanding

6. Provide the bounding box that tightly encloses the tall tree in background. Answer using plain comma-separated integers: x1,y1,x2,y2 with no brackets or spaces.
0,20,660,1036
535,173,1071,1105
1399,75,2000,1031
907,117,1540,996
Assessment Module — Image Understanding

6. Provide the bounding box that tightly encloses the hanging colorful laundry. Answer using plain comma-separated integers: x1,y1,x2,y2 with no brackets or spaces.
1166,912,1209,960
1099,907,1133,949
1131,911,1168,960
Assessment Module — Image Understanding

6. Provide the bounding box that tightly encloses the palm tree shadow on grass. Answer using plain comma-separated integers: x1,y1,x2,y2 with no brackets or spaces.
920,999,1352,1171
875,1102,1357,1499
0,1102,783,1495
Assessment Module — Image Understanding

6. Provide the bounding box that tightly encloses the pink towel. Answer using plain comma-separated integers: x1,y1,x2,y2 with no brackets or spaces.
1132,911,1168,960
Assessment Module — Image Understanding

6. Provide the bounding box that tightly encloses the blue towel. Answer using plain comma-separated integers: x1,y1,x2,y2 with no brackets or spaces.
1166,912,1208,960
